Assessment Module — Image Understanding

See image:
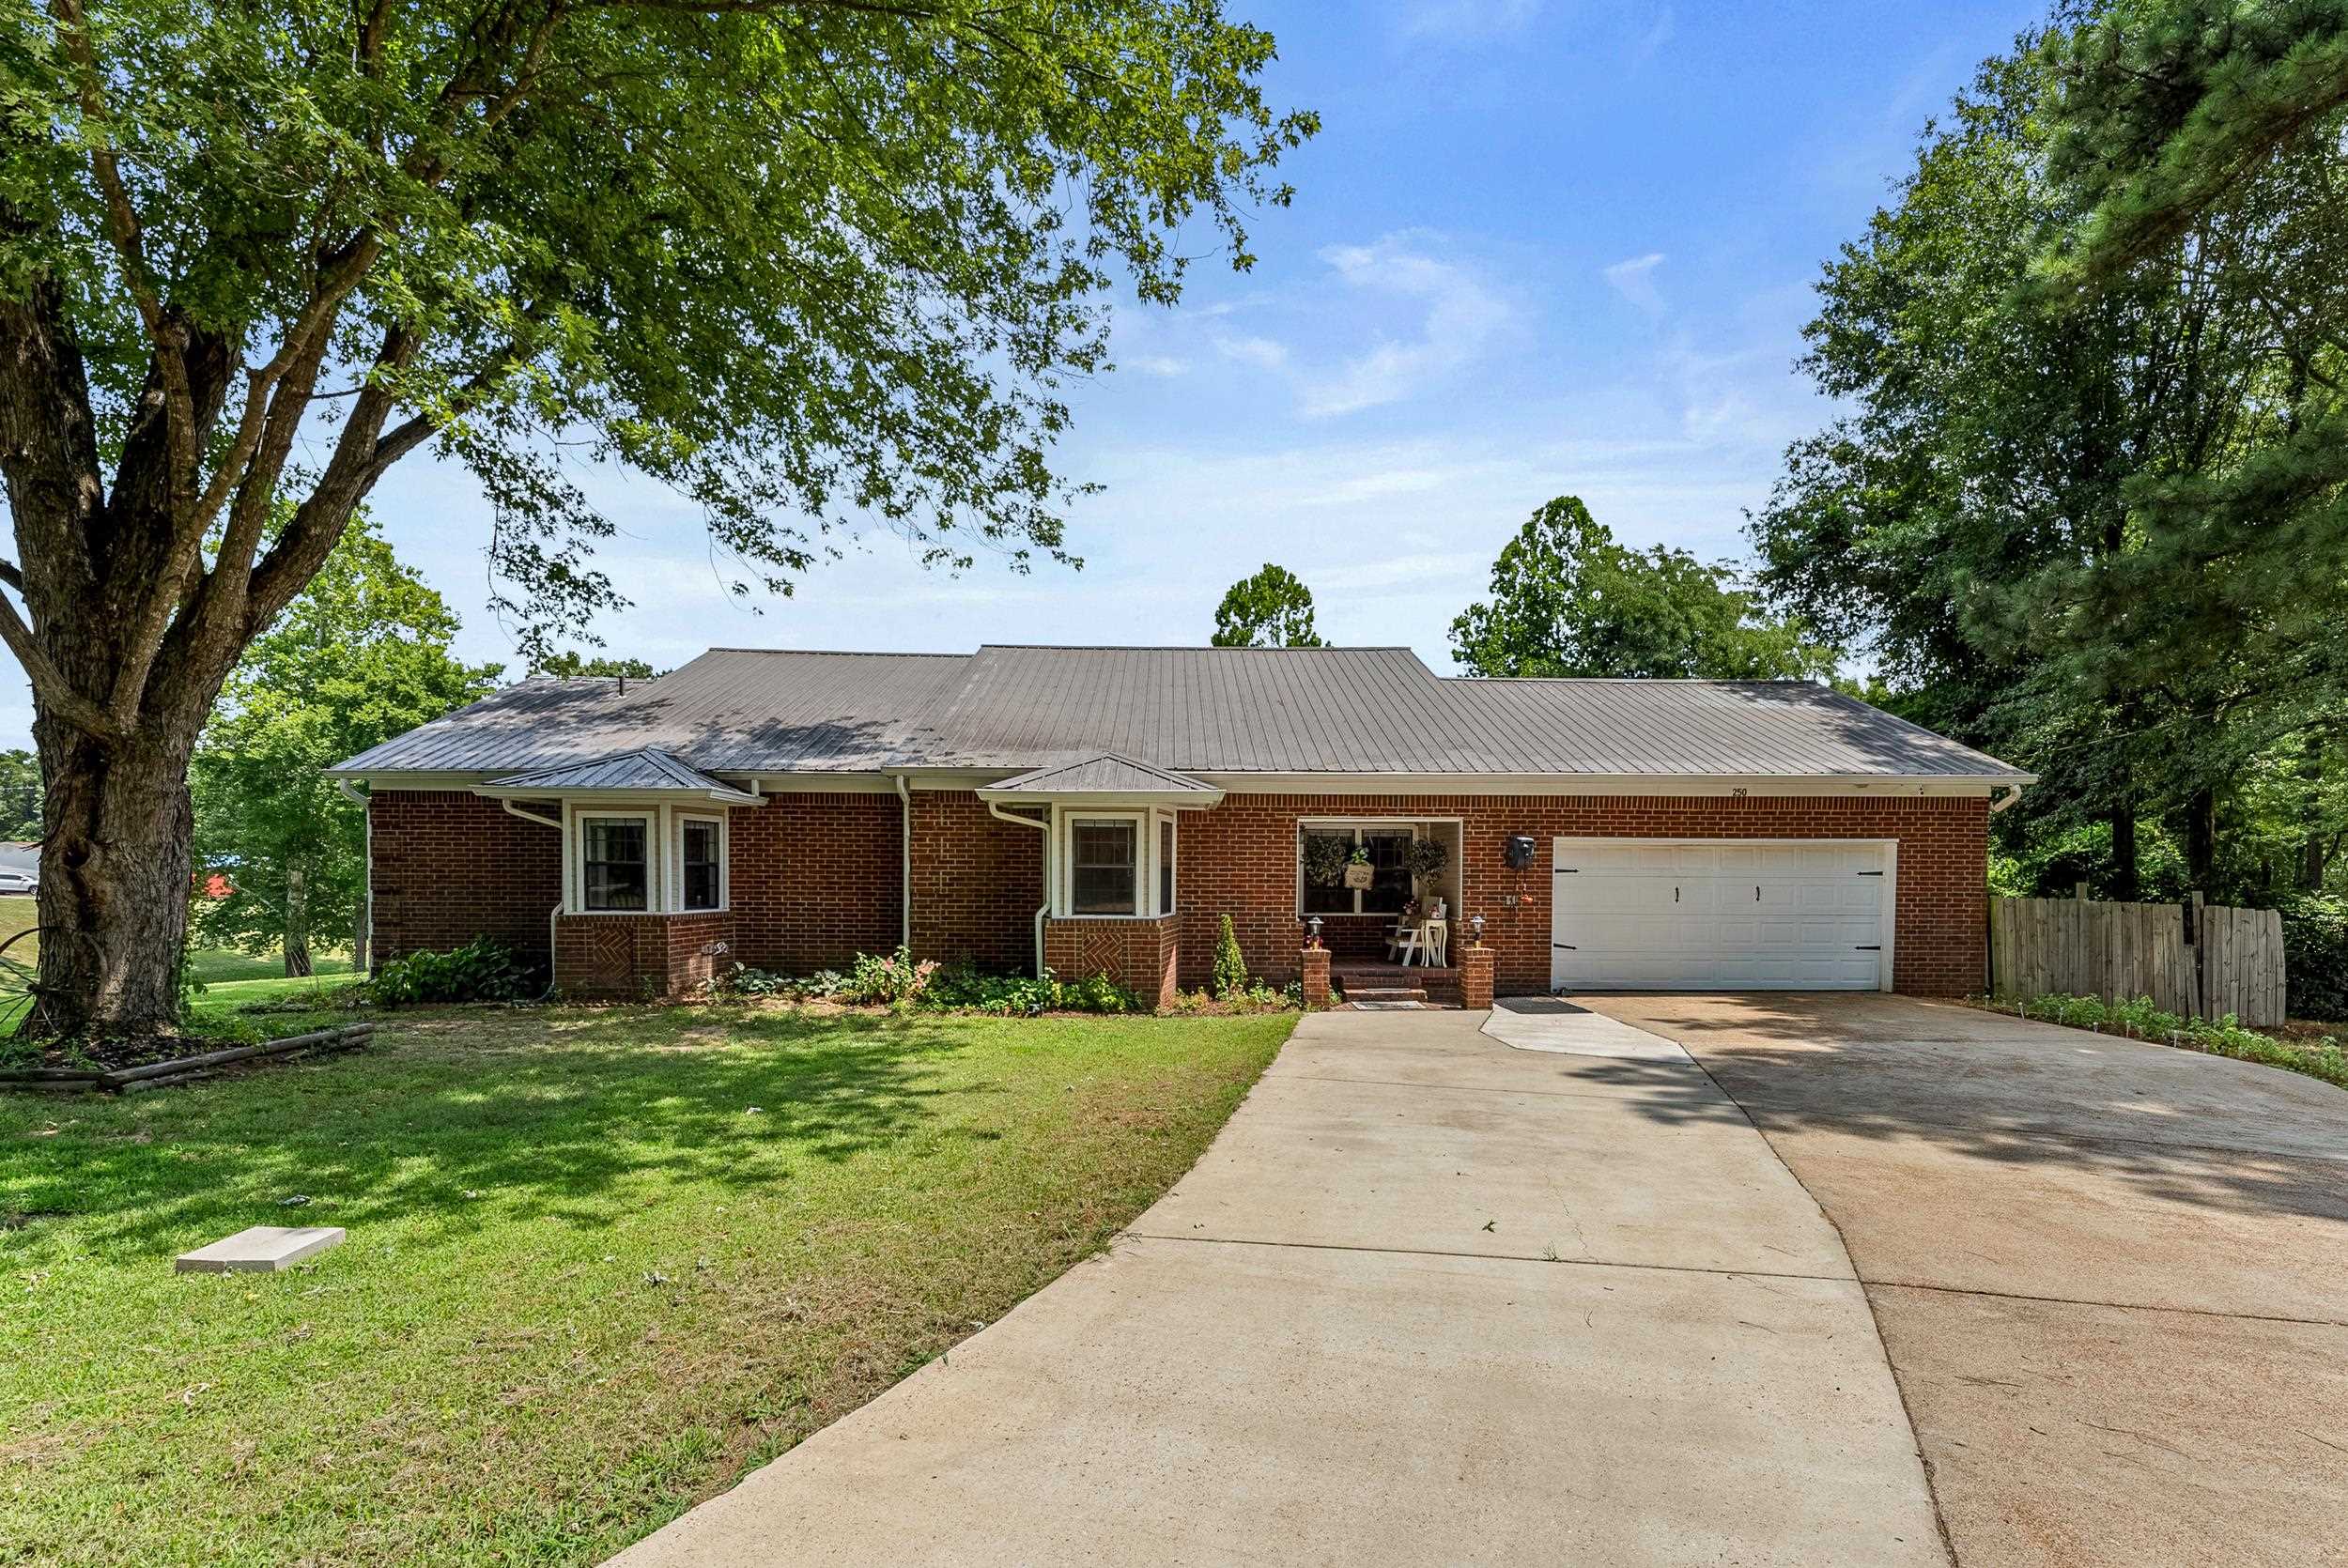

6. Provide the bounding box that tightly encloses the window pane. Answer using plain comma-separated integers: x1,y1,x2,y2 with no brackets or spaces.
1071,821,1136,915
1300,828,1355,915
582,819,648,911
683,821,720,911
1361,831,1413,915
1159,819,1175,916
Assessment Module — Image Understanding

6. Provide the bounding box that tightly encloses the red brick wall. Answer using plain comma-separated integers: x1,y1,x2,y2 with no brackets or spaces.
1175,793,1987,997
1043,915,1180,1007
908,791,1045,972
554,911,734,999
729,792,902,973
374,786,1987,999
369,792,564,969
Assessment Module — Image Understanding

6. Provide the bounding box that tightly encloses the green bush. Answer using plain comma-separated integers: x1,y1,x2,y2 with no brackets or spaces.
1212,914,1248,998
840,945,936,1006
369,937,532,1007
710,962,793,999
2277,894,2348,1021
919,962,1138,1016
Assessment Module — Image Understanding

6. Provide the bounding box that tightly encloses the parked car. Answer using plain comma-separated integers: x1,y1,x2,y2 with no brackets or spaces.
0,868,39,895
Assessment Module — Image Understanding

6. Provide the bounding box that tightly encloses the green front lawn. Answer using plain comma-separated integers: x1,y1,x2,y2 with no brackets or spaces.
1,1005,1294,1565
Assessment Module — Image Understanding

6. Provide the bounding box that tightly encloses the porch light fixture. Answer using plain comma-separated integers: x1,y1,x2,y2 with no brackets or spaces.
1305,915,1323,948
1469,913,1486,946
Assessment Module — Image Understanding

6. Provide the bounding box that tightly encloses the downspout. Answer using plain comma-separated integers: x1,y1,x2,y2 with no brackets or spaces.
334,779,372,973
893,776,913,951
987,800,1052,978
1989,783,2026,815
502,798,565,998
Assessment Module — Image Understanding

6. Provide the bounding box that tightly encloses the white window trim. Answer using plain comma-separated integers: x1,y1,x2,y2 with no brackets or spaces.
1156,808,1178,918
673,811,730,914
1294,818,1462,918
572,807,661,915
1045,805,1181,920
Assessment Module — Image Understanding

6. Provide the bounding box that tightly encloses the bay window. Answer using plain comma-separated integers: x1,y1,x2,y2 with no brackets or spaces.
680,818,722,911
580,816,651,911
1070,818,1138,915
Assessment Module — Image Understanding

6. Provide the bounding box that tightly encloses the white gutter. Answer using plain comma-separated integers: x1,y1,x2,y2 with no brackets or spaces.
1989,783,2027,815
987,799,1053,978
335,779,372,971
893,775,913,949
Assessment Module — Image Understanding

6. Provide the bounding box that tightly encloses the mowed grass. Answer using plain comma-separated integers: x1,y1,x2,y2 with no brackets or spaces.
1,1005,1295,1565
0,895,352,997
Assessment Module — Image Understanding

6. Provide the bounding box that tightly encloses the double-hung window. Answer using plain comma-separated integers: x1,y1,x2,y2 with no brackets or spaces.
1070,819,1139,915
680,818,721,911
580,817,651,911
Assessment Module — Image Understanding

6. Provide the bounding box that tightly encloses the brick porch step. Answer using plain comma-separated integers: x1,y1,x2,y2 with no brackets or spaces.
1343,984,1430,1004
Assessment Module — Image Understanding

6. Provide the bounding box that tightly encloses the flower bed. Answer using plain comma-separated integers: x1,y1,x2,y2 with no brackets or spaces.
0,1022,376,1094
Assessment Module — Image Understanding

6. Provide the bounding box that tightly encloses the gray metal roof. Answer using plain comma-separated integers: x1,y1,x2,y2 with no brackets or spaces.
978,754,1220,795
482,747,756,799
332,645,2031,782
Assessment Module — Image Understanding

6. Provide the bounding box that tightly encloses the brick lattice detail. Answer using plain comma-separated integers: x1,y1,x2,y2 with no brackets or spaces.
1042,915,1180,1008
554,911,734,1000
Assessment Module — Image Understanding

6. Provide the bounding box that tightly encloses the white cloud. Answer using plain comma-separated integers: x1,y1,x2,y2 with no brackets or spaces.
1603,252,1668,315
1398,0,1539,40
1123,354,1188,377
1213,333,1290,371
1298,236,1508,418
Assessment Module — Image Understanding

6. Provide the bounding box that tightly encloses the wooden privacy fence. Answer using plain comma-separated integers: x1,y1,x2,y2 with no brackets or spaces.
1987,896,2287,1027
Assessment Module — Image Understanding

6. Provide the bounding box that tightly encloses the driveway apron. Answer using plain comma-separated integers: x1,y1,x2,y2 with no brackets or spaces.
1576,993,2348,1568
608,1006,1946,1567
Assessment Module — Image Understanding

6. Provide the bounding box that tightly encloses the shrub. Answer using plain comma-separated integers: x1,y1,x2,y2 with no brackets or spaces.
919,962,1137,1015
1212,914,1248,998
798,969,848,999
2277,894,2348,1021
840,945,937,1006
369,937,532,1007
711,962,792,999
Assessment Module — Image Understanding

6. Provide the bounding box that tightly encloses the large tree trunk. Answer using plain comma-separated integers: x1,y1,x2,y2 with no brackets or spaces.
2109,802,2139,902
283,865,312,977
30,720,199,1036
2185,786,2217,893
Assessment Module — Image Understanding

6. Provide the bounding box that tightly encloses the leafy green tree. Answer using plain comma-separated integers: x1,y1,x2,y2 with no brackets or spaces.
0,750,39,840
1212,563,1324,648
1750,40,2329,899
1451,497,1831,680
191,517,499,976
530,653,662,680
0,0,1312,1031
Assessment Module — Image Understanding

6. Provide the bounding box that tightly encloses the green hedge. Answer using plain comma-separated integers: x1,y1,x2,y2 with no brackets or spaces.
2277,895,2348,1022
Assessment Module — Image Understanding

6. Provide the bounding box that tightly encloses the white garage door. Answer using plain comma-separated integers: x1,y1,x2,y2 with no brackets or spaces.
1550,839,1892,992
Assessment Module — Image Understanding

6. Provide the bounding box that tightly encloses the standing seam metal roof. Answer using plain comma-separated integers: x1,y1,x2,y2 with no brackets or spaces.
329,645,2031,781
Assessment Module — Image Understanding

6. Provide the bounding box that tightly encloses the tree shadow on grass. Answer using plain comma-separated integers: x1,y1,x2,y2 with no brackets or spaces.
2,1008,1012,1258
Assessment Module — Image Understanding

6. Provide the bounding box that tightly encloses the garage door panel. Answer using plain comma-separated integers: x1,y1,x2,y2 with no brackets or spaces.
1550,838,1891,992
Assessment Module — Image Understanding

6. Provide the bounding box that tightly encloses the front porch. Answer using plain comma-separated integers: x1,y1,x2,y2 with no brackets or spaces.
1330,959,1464,1007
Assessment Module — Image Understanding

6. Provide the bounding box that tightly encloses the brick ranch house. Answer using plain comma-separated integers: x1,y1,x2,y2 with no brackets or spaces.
327,645,2031,1007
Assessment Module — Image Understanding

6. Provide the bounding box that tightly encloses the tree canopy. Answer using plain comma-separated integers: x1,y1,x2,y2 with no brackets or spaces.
1752,8,2348,900
190,516,498,974
0,0,1314,1030
1212,563,1324,648
530,653,662,680
1452,497,1831,681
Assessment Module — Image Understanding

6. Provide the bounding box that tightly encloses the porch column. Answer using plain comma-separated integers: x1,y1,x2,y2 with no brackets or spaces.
1300,943,1332,1008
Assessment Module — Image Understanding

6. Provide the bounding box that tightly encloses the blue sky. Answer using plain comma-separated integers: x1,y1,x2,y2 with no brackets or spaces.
2,1,2046,749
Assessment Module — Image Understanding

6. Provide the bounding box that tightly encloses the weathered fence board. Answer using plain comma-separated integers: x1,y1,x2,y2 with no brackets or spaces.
2200,904,2287,1028
1987,897,2284,1027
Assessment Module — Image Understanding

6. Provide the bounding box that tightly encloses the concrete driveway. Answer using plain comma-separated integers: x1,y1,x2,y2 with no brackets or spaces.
610,1006,1947,1567
1576,993,2348,1568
